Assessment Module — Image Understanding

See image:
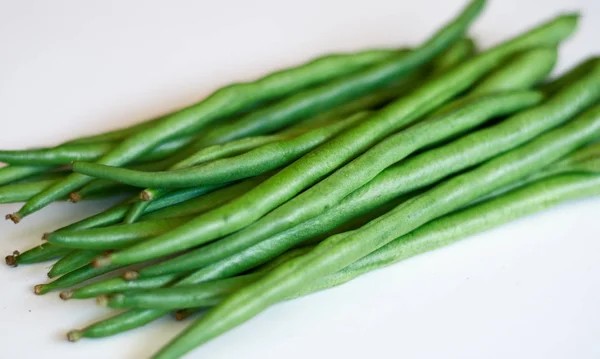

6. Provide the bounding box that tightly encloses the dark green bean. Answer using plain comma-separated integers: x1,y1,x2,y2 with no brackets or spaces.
12,0,481,221
154,101,600,359
0,179,58,203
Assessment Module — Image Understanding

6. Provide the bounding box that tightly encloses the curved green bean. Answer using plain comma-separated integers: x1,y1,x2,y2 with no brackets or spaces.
541,57,600,96
12,0,482,221
73,111,370,187
47,216,192,250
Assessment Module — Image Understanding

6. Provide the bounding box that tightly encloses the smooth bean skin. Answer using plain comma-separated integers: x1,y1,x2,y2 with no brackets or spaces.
73,112,370,187
5,243,70,266
47,216,193,250
138,90,543,277
106,274,261,310
105,1,574,268
0,136,195,166
429,37,477,76
10,44,413,219
48,250,102,278
64,274,179,300
159,61,600,281
0,179,57,203
36,262,127,295
154,103,600,359
127,173,600,311
541,57,600,96
0,165,54,186
67,8,580,341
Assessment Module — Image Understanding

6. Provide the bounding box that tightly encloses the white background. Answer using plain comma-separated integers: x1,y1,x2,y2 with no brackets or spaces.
1,0,599,358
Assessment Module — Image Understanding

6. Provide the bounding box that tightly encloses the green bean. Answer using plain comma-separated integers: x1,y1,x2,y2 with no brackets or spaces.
0,135,196,166
12,0,482,221
429,38,477,76
116,173,600,313
56,184,224,232
138,54,597,279
35,262,127,295
541,57,600,96
0,179,58,203
0,165,54,186
5,244,71,267
154,100,600,359
470,47,557,94
73,111,371,188
47,216,193,250
106,274,262,310
62,274,180,300
48,250,103,278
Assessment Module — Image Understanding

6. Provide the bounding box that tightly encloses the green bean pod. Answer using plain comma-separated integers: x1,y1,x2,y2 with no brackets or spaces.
74,111,371,188
13,0,483,221
0,165,54,186
5,244,71,267
35,262,127,295
106,274,261,310
138,57,600,279
541,57,600,96
62,274,179,300
153,102,600,359
47,216,193,250
0,136,195,166
48,250,103,278
429,37,477,76
0,179,58,203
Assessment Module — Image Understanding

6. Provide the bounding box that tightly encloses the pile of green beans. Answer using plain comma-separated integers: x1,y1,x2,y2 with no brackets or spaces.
2,1,599,358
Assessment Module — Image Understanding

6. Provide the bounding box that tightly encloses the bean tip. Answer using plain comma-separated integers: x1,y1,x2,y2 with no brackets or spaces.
34,284,46,295
69,192,81,203
5,254,17,267
140,190,152,201
59,291,73,301
5,213,21,224
174,311,188,321
93,255,112,268
66,330,82,342
123,270,139,281
96,295,109,307
41,232,51,241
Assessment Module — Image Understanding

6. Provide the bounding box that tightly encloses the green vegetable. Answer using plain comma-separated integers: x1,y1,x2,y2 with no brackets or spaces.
152,101,600,359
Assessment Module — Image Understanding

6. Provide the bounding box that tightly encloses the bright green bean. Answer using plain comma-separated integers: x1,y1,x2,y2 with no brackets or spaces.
62,274,180,300
0,136,196,166
154,101,600,359
429,37,477,76
48,250,102,278
5,244,71,267
0,165,54,186
73,111,371,187
47,216,193,250
541,57,600,96
12,0,481,221
35,261,127,295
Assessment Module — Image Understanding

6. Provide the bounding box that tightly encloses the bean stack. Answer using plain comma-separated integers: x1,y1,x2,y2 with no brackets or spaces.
2,0,599,358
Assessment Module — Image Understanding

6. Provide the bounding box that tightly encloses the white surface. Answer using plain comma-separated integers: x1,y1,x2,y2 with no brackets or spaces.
1,0,599,358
